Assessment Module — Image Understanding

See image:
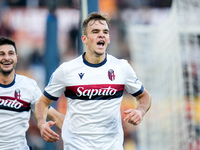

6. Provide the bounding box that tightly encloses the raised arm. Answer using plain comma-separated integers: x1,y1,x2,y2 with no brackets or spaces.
34,94,61,142
123,88,151,125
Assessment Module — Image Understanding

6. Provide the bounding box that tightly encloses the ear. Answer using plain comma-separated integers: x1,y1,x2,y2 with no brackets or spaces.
16,55,18,63
81,35,87,44
108,35,110,44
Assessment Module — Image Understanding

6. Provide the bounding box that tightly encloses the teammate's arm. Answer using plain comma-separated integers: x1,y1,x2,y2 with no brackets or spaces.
34,95,61,142
124,89,151,125
47,106,65,129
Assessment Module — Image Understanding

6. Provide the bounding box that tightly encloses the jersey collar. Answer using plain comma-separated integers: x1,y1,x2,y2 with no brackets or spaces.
82,52,107,68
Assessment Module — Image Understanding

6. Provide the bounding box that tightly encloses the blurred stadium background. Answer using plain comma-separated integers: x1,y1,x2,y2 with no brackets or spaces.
1,0,200,150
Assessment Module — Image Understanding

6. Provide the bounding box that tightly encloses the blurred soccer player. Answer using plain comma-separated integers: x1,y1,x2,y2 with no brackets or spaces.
35,12,151,150
0,36,64,150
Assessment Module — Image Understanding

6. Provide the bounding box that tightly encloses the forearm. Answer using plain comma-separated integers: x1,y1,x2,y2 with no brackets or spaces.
136,89,151,116
47,107,65,129
35,95,53,127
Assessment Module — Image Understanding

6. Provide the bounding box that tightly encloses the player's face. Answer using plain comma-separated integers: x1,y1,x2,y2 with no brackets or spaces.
0,44,17,76
82,20,110,57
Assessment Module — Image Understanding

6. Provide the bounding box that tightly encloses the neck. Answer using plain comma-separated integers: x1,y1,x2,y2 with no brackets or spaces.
0,72,15,85
84,52,105,64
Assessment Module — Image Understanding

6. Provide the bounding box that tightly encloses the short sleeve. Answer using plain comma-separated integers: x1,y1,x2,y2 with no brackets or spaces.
44,64,66,100
124,62,144,97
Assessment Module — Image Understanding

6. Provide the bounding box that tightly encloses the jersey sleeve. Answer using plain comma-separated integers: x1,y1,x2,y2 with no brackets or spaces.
44,64,66,101
124,61,144,97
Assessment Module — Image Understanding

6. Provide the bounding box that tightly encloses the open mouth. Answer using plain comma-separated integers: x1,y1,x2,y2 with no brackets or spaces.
97,41,105,47
1,61,12,66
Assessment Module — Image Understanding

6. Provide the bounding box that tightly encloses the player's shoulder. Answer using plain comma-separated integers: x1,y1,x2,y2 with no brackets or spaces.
107,53,128,65
15,74,37,84
60,54,82,68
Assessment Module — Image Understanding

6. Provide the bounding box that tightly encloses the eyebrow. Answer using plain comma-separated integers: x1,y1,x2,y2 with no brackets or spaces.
91,29,109,32
0,49,15,53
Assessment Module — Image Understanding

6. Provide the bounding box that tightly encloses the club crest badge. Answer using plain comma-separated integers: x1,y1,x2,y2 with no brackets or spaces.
108,69,115,81
14,89,21,99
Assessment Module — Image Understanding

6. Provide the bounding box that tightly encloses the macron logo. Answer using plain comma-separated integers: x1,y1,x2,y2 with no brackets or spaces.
78,73,84,79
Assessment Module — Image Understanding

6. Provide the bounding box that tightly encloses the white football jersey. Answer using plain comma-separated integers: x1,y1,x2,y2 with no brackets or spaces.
0,74,42,150
44,53,144,150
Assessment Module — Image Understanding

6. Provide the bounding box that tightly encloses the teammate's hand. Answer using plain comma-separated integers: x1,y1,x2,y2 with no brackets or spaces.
123,109,143,125
38,121,60,142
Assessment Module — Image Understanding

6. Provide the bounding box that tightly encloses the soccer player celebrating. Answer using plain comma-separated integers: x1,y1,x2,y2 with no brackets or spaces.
35,12,152,150
0,36,64,150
